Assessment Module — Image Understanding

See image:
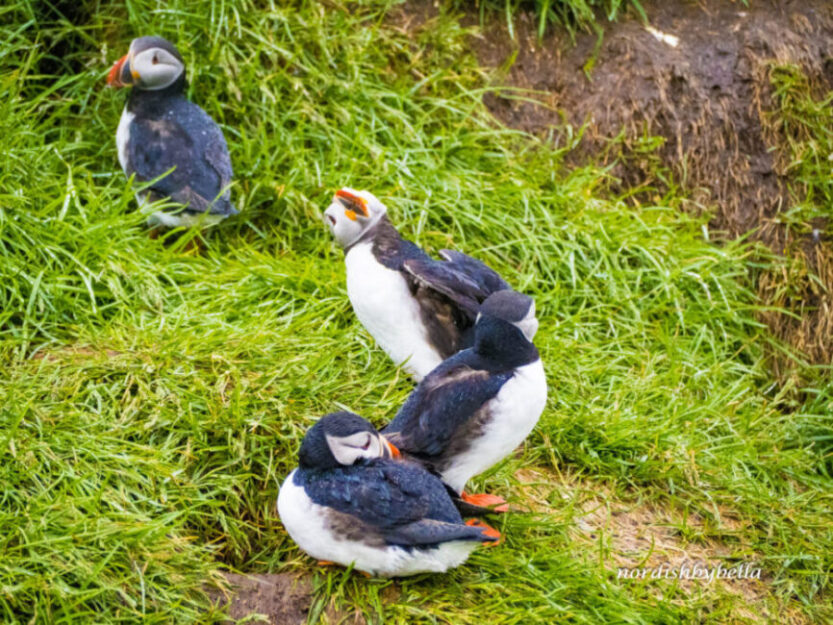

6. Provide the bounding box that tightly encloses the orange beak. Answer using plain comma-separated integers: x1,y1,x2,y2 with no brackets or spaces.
107,54,129,87
335,189,369,217
382,437,401,459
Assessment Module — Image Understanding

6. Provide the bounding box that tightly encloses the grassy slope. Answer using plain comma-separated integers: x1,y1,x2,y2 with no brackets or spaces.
1,1,831,623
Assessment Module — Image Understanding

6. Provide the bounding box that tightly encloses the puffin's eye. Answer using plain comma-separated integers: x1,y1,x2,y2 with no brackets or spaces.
152,55,159,65
360,436,371,450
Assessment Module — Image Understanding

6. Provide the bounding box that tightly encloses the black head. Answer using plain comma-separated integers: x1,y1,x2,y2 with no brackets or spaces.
479,290,535,325
474,290,540,363
107,36,186,92
298,412,400,470
130,36,184,62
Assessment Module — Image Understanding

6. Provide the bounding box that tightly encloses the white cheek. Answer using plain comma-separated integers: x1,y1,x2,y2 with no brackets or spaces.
514,317,538,342
330,444,361,466
133,53,182,90
334,219,362,247
133,55,156,79
367,438,382,459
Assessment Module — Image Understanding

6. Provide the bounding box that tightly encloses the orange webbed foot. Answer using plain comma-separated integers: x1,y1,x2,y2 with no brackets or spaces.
461,491,510,513
465,518,503,546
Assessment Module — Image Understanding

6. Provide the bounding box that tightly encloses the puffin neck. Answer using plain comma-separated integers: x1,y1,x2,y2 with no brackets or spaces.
343,213,397,254
473,316,539,368
127,76,188,114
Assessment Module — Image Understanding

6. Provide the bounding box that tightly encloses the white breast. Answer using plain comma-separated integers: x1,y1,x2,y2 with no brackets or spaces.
115,107,134,173
277,470,479,577
344,242,444,381
441,359,548,493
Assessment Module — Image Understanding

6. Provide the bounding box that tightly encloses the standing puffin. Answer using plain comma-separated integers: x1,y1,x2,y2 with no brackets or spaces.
107,36,237,228
324,188,510,381
277,412,500,577
383,290,547,511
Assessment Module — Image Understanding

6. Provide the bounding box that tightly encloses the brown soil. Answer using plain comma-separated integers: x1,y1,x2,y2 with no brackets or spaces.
400,0,833,368
473,0,826,224
210,572,374,625
30,345,123,361
210,573,314,625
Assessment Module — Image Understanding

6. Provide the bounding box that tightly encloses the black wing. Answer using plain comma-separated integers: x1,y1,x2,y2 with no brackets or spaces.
127,104,235,215
383,518,494,546
383,353,512,458
302,460,492,546
403,250,509,320
439,250,509,293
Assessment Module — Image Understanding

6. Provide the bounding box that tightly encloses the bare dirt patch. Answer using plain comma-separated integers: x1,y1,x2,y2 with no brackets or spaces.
210,572,377,625
210,573,314,625
473,0,833,232
30,345,123,362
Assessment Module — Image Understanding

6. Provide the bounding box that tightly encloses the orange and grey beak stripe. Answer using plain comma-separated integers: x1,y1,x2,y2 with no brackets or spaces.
335,189,370,220
107,52,138,87
107,54,129,87
381,436,401,459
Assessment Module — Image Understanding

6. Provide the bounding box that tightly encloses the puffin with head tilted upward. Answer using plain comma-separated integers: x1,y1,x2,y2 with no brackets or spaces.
383,290,547,511
277,412,500,577
324,188,510,381
107,36,237,229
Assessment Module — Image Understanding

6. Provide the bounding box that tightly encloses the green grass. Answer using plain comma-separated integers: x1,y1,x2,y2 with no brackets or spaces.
1,1,832,623
767,64,833,237
461,0,645,38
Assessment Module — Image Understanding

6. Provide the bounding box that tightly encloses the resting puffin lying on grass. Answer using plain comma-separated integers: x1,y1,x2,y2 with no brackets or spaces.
277,412,500,577
383,290,547,513
107,36,237,230
324,188,510,381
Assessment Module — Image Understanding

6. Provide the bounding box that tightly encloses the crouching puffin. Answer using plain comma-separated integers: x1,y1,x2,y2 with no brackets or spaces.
277,412,500,577
324,188,510,381
107,36,237,229
383,290,547,511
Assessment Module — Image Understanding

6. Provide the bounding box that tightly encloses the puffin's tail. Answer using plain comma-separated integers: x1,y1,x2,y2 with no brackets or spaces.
208,197,239,216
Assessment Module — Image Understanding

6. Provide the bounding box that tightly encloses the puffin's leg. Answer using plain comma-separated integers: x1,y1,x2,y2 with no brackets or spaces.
465,519,503,545
148,226,162,240
453,497,497,518
461,491,509,513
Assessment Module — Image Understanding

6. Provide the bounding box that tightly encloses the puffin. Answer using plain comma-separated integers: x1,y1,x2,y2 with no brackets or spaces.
382,289,547,511
277,412,500,577
324,188,510,381
107,36,237,229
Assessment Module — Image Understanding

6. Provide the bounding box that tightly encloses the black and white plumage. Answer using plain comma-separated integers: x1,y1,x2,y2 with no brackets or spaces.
383,290,547,502
324,188,510,381
277,412,499,577
108,36,237,228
